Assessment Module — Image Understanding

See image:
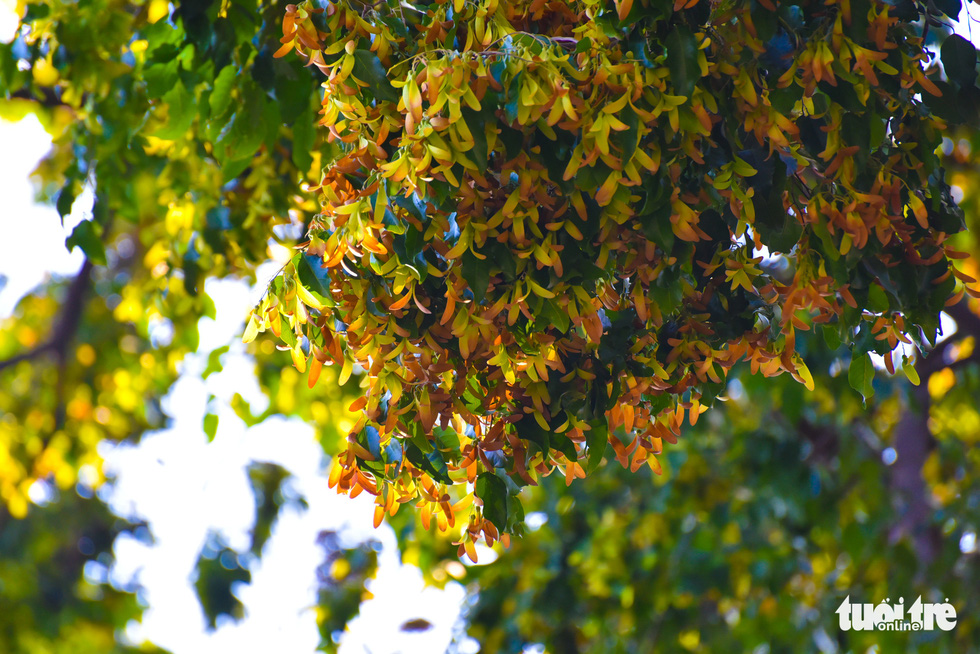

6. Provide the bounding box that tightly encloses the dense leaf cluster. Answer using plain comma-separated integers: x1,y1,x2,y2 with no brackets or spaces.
250,0,978,552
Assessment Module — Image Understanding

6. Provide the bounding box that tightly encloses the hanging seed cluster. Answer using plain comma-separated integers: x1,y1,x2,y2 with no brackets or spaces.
244,0,975,557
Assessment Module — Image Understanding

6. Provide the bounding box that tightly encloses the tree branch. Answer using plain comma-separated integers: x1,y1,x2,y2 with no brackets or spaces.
0,259,94,372
888,298,980,568
0,342,56,372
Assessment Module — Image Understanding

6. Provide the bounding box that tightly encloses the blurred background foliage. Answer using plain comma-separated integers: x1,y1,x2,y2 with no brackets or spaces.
0,488,164,654
0,0,979,652
411,325,980,653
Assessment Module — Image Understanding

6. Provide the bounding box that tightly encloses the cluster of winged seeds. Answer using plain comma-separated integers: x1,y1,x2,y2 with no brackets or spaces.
245,0,975,557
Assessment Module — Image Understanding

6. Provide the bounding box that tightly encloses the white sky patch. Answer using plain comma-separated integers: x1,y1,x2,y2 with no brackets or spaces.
103,314,470,652
0,116,84,317
100,277,467,654
0,1,19,43
956,3,980,41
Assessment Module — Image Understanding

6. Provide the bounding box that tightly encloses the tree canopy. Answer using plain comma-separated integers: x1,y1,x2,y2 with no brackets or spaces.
256,0,979,552
2,0,980,651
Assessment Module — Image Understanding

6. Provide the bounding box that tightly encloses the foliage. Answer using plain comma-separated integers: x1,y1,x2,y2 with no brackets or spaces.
250,0,980,554
0,0,354,647
192,531,253,629
390,95,980,653
2,0,980,652
314,530,382,652
402,325,980,652
0,490,164,654
0,0,325,518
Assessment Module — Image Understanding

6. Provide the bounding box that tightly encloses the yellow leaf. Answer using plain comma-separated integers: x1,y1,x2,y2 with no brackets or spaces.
463,538,478,563
296,283,326,310
308,357,323,389
148,0,170,23
795,358,815,391
903,357,920,386
602,91,630,115
526,277,555,298
595,170,620,206
909,194,928,229
388,290,413,311
339,357,354,385
732,156,758,177
243,315,260,343
32,58,59,87
617,0,634,20
291,343,307,373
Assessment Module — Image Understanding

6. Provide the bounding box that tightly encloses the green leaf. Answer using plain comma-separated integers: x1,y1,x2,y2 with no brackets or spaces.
516,416,550,456
279,317,296,347
220,156,252,183
498,123,524,160
822,323,842,350
351,50,399,103
291,102,314,174
933,0,961,19
66,220,106,266
847,352,875,403
769,84,801,115
405,443,452,483
434,425,460,452
611,104,640,163
866,283,889,313
262,97,282,153
209,65,236,120
553,431,578,461
765,216,803,254
424,449,452,483
297,254,335,306
476,472,508,529
219,83,265,162
56,183,76,220
152,80,197,140
665,26,699,99
182,242,200,296
408,421,434,453
640,202,674,255
273,56,314,125
461,106,490,174
228,388,261,427
204,413,219,441
143,58,179,99
585,419,608,473
202,345,230,379
942,34,977,89
811,220,840,261
650,266,684,316
542,297,571,334
461,249,491,303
